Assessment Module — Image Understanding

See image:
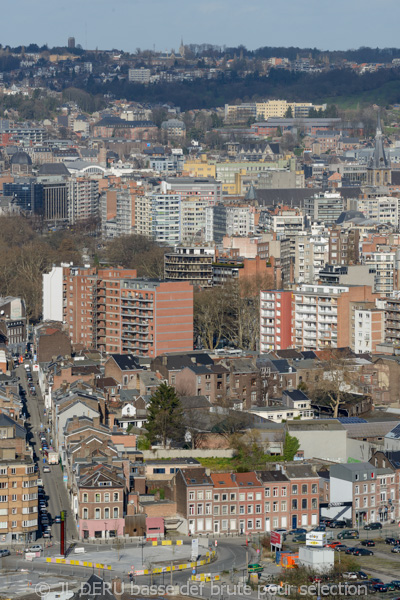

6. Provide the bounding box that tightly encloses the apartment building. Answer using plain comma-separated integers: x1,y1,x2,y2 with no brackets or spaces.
0,414,38,543
151,193,181,245
68,177,99,224
226,205,256,237
293,233,329,284
328,227,359,266
260,290,293,353
128,68,151,83
358,196,399,227
266,206,305,235
385,295,400,346
303,191,344,225
164,246,215,288
351,304,385,354
163,177,222,206
44,266,193,357
363,248,400,295
292,284,378,351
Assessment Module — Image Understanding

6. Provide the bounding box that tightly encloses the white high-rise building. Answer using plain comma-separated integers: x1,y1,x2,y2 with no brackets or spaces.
42,266,64,322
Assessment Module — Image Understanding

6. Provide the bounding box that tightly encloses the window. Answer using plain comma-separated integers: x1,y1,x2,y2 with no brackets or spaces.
247,493,254,501
206,490,212,500
214,494,220,502
281,501,287,512
292,499,297,510
113,493,119,501
83,508,88,519
255,519,262,529
292,485,298,495
301,499,307,510
95,508,100,519
256,504,261,514
247,520,253,529
239,505,245,514
265,502,270,513
301,484,307,494
265,488,270,498
95,493,100,503
273,487,278,497
311,484,317,494
104,493,110,502
282,487,287,497
189,492,195,500
197,491,203,500
197,504,203,515
213,506,219,515
189,504,195,516
221,494,227,501
273,502,278,512
113,507,119,518
221,520,228,531
83,493,88,503
311,498,317,509
355,485,359,495
230,493,236,501
206,503,211,515
222,505,228,515
247,505,253,514
230,505,236,514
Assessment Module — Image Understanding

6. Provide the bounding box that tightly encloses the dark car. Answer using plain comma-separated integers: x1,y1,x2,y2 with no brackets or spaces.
288,528,307,535
357,571,369,580
353,548,374,556
392,545,400,553
361,539,375,547
330,520,346,529
313,525,326,532
335,544,348,552
54,515,61,523
345,547,358,555
338,530,359,540
293,534,307,543
364,522,382,530
385,537,398,545
390,581,400,590
370,579,383,585
373,583,388,593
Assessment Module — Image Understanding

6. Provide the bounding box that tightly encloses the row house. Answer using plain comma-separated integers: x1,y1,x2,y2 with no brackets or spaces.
175,465,320,535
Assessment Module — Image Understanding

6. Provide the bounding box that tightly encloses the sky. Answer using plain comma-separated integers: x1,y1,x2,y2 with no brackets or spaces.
3,0,400,53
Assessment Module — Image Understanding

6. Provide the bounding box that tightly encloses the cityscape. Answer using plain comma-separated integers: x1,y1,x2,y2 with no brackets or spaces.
3,24,400,600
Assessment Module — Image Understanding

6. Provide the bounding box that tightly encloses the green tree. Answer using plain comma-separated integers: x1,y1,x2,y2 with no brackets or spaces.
283,432,300,461
145,383,185,448
284,106,293,118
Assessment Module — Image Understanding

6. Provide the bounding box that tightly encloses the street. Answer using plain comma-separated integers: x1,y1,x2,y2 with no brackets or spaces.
17,363,78,545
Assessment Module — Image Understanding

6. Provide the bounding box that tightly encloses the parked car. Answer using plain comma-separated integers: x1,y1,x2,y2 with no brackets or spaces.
335,544,348,552
42,531,51,538
342,572,358,580
338,530,359,540
0,549,10,557
37,479,43,486
357,571,369,580
43,466,50,473
26,545,42,553
248,563,263,573
327,541,342,549
392,545,400,553
263,584,283,594
293,534,306,543
373,583,388,593
370,579,383,585
313,525,326,532
288,528,307,536
364,522,382,530
330,520,347,529
361,540,375,547
54,515,61,523
385,537,398,545
390,581,400,590
353,548,374,556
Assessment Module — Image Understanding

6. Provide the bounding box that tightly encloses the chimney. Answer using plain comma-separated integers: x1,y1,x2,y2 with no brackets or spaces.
109,413,115,428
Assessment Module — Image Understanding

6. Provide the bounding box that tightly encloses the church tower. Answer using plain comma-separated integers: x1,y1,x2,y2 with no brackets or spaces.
179,37,185,59
367,112,391,186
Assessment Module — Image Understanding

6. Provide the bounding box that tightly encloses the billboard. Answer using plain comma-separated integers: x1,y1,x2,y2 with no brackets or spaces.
306,532,327,547
270,531,282,549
